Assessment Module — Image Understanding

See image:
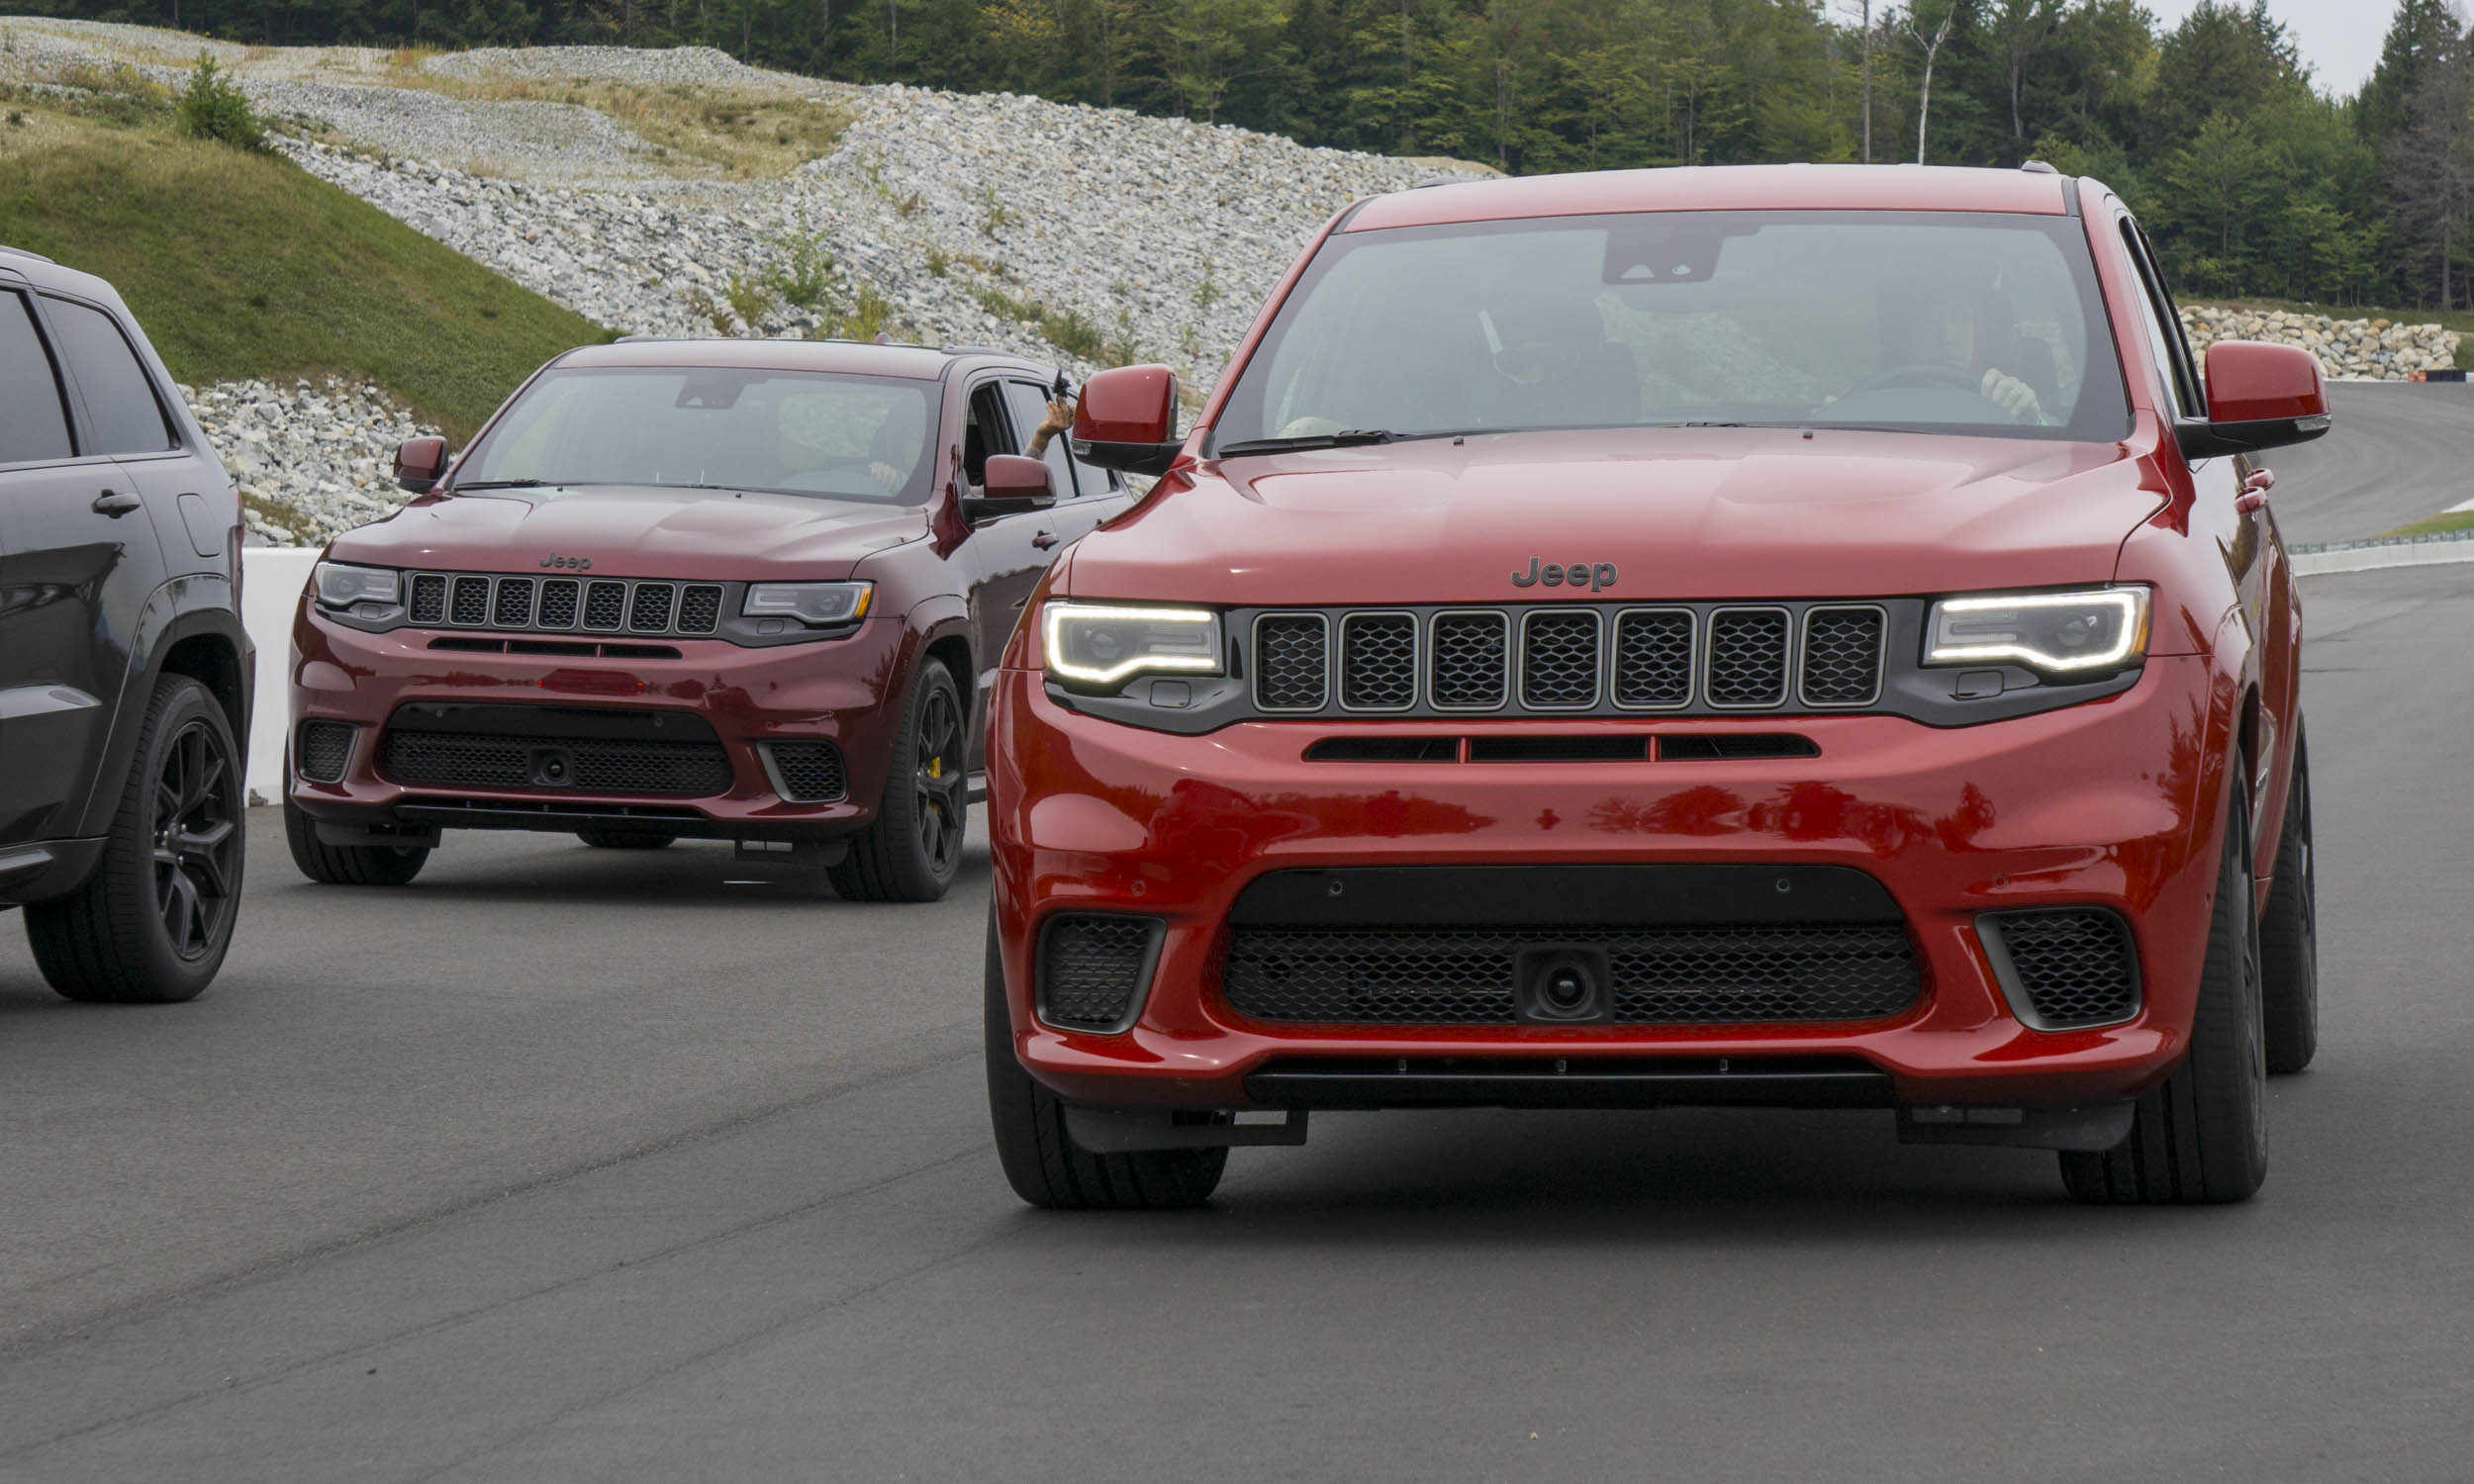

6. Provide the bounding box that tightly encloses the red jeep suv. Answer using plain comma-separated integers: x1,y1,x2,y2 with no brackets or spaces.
287,339,1129,901
984,165,2326,1207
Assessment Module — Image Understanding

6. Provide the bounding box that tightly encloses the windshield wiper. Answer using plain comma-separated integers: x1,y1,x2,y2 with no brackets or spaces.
1213,428,1398,456
450,478,550,490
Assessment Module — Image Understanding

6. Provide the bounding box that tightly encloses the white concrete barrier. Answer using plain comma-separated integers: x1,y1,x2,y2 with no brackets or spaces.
240,547,319,803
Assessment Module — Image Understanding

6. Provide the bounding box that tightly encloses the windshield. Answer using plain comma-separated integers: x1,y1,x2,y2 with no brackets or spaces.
454,366,940,503
1213,210,2129,447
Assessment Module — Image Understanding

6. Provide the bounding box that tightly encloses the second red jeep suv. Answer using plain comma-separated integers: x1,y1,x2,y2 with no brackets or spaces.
288,339,1129,901
985,165,2326,1207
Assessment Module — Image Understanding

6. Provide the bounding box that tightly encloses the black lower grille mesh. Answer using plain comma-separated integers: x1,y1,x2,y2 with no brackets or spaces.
1223,924,1919,1025
383,731,732,796
767,741,847,802
1985,909,2140,1029
296,720,355,783
1039,915,1162,1030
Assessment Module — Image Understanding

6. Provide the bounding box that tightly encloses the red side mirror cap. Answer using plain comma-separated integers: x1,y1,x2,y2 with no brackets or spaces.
982,453,1054,501
2176,341,2331,460
2204,340,2327,423
393,435,449,494
1073,365,1184,476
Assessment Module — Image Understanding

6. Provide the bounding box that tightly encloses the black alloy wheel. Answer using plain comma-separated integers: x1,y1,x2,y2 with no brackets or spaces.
26,675,243,1003
151,717,241,960
2261,721,2319,1073
912,680,969,881
827,660,969,903
2059,774,2269,1204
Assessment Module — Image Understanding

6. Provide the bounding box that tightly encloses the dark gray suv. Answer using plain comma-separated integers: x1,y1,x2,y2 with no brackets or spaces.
1,244,250,1002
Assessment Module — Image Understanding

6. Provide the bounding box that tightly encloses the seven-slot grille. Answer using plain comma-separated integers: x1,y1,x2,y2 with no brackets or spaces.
404,572,725,638
1247,603,1891,717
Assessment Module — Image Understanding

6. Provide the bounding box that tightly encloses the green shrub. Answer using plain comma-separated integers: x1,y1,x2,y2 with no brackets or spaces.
174,56,262,151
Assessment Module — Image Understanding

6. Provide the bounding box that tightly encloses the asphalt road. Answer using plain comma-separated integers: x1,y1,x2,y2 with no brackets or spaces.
2269,381,2474,542
4,566,2472,1475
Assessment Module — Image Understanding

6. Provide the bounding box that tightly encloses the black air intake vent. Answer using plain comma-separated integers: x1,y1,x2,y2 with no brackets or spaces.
1038,915,1164,1032
296,720,356,783
1980,909,2141,1030
765,741,847,802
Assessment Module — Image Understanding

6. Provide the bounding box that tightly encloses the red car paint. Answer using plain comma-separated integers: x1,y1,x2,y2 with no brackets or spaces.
988,165,2314,1131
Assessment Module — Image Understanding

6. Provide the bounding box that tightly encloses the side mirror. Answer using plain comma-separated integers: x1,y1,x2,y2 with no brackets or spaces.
2174,340,2331,460
1071,364,1184,477
393,435,449,495
961,453,1056,521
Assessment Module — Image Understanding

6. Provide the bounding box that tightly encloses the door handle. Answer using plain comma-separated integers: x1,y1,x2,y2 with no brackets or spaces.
1031,530,1059,550
2235,469,2274,514
92,489,143,517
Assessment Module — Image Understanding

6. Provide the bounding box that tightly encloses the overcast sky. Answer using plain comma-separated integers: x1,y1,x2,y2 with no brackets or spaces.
2140,0,2389,98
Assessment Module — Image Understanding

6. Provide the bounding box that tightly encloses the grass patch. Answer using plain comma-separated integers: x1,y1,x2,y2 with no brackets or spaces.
968,284,1142,365
2379,509,2474,539
395,73,853,179
0,86,607,439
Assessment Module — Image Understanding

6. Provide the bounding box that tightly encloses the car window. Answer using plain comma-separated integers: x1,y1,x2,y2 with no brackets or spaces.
1216,210,2130,445
454,367,941,504
1001,380,1077,496
2120,221,2205,418
0,291,76,464
963,381,1017,488
44,296,176,455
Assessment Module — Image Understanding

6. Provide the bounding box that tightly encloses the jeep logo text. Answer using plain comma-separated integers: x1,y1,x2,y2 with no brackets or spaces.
538,555,593,571
1511,558,1617,591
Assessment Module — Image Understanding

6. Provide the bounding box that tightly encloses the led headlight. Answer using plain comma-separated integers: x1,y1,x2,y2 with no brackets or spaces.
1926,586,2150,676
743,581,872,626
1043,602,1223,690
311,561,401,610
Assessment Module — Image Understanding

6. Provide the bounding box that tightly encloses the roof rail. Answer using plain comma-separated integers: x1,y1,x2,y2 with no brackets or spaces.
2020,159,2060,175
938,343,1038,359
0,243,58,264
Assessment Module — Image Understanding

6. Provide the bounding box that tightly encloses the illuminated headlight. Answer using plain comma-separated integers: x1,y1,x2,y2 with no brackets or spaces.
1926,587,2150,676
743,581,872,626
1043,602,1223,690
311,561,400,610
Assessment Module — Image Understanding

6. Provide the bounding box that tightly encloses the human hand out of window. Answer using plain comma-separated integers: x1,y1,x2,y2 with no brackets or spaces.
1028,397,1076,457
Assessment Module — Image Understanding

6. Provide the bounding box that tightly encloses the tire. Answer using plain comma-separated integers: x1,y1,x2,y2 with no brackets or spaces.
576,827,678,850
984,917,1226,1210
2260,721,2318,1074
24,675,243,1004
283,793,428,886
2060,779,2268,1205
828,659,968,903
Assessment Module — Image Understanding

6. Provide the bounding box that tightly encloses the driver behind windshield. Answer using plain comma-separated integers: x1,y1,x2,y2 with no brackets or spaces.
1879,283,2053,425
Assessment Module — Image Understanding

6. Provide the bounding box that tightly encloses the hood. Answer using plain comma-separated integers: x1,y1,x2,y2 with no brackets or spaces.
327,486,930,581
1065,426,2168,604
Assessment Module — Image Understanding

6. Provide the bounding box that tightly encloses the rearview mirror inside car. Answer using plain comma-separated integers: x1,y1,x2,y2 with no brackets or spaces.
393,435,450,495
962,453,1057,521
1071,364,1184,477
2175,340,2331,460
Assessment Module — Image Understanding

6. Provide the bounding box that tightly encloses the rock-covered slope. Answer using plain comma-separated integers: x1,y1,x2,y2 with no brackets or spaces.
4,18,2459,546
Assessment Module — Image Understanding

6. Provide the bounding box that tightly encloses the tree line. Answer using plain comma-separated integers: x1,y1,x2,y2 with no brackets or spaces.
27,0,2474,309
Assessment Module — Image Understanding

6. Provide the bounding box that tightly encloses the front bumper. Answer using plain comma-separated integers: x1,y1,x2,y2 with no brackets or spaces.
989,654,2235,1112
287,607,912,840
